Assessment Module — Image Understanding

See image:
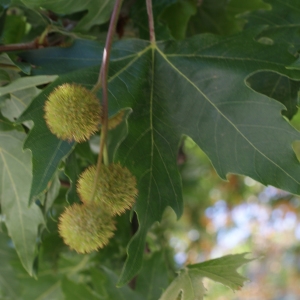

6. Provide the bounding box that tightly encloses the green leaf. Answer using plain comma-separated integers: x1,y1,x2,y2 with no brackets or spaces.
19,255,92,300
136,251,170,300
159,269,205,300
188,253,253,290
64,151,81,204
244,0,300,54
1,14,26,44
90,267,144,300
115,31,300,285
61,277,99,300
160,0,197,40
106,108,132,163
0,75,58,96
0,233,21,299
247,71,300,120
0,112,20,131
159,253,252,300
187,0,270,36
44,172,60,212
20,0,115,31
19,29,300,286
20,40,103,75
131,0,177,40
0,130,44,275
0,75,57,123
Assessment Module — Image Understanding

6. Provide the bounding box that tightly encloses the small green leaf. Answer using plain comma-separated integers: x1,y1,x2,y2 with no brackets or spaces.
0,130,44,275
188,253,253,290
159,268,205,300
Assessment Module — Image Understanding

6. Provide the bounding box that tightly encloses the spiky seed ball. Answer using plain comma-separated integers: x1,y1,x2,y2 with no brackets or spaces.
77,163,138,215
58,203,116,253
44,83,101,142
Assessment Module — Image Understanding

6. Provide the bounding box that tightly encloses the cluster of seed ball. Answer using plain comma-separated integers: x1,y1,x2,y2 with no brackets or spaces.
44,83,137,254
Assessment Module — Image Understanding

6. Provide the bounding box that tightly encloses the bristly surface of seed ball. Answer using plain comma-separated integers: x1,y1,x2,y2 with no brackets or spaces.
58,202,116,254
44,83,101,142
77,163,138,216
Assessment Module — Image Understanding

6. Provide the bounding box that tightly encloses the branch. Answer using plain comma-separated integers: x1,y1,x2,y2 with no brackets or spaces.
0,40,46,53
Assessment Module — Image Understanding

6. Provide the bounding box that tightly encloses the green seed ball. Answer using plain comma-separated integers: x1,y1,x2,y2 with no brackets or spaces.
44,83,101,142
77,163,138,216
58,203,116,254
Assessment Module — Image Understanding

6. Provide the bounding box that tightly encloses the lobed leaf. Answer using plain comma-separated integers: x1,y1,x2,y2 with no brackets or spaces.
18,26,300,286
188,253,253,290
159,253,252,300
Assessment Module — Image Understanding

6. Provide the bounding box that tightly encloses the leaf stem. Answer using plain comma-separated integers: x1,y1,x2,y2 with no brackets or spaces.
146,0,156,43
90,0,123,202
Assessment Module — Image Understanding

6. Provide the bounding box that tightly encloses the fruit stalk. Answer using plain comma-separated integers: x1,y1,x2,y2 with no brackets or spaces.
90,0,124,202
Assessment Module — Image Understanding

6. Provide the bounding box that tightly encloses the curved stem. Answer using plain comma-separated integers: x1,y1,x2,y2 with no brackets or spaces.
90,0,123,202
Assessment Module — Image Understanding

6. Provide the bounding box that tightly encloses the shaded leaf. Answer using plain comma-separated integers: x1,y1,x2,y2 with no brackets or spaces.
61,277,99,300
1,14,26,44
136,251,170,300
160,0,197,40
0,233,21,299
0,130,44,275
19,255,92,300
90,267,144,300
20,0,115,31
187,0,269,36
106,108,132,163
247,71,300,120
20,40,103,75
64,151,81,204
244,0,300,54
130,0,177,40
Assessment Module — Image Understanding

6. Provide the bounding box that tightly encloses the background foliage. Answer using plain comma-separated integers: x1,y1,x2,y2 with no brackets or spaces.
1,0,300,299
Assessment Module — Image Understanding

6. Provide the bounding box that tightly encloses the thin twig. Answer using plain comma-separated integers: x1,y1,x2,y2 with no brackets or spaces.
90,0,124,202
0,40,43,53
146,0,155,43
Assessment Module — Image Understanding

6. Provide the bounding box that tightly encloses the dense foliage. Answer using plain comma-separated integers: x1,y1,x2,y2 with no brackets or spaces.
0,0,300,299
